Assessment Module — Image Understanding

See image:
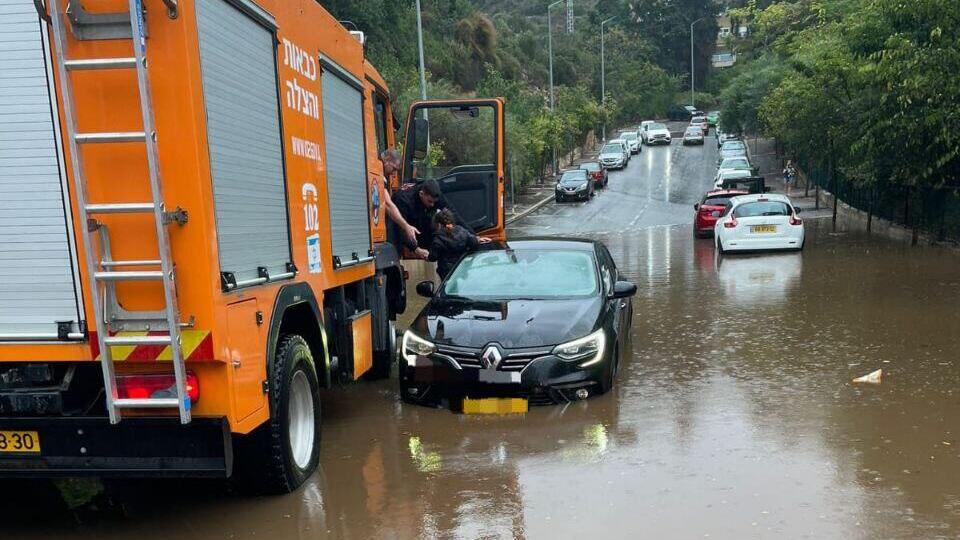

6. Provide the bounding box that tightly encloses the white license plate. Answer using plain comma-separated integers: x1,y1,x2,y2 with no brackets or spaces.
478,370,521,384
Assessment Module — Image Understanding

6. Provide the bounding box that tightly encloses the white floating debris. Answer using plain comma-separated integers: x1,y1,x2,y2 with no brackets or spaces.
853,369,883,384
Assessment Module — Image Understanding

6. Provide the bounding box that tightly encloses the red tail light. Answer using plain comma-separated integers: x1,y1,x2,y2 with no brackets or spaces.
790,214,802,226
724,216,738,228
117,372,200,403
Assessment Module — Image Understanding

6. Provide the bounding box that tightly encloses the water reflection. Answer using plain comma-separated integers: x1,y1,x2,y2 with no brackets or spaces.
716,252,803,305
313,382,635,540
3,225,960,539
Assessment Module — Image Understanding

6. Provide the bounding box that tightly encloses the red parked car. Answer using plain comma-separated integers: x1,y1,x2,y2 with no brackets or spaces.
693,189,748,238
580,161,609,189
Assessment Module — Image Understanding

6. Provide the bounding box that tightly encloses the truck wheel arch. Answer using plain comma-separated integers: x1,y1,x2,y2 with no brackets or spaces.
267,283,331,388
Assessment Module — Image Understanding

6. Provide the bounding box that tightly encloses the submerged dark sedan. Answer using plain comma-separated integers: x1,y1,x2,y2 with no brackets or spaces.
399,239,637,408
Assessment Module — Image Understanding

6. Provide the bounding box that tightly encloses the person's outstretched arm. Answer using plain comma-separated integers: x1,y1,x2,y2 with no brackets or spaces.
381,181,419,244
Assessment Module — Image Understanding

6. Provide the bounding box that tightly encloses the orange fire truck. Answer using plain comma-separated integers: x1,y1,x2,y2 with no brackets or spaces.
0,0,505,493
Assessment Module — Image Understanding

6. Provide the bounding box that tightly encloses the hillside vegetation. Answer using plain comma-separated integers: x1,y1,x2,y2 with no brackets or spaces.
324,0,718,186
717,0,960,239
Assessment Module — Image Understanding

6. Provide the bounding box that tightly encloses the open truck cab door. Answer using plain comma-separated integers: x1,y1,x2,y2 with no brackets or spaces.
401,99,506,240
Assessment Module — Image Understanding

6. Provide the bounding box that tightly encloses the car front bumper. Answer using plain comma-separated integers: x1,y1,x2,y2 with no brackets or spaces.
401,347,609,405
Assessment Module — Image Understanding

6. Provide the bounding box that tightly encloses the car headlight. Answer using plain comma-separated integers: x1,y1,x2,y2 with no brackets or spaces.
580,183,589,190
552,329,606,367
401,331,435,366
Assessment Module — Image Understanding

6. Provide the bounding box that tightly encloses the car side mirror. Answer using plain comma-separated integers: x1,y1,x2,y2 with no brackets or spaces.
764,186,773,193
412,118,429,160
794,207,802,214
612,281,637,299
694,203,700,210
416,280,435,298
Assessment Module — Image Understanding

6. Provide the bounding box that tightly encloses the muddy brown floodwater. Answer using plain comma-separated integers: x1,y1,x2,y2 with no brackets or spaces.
3,140,960,539
5,222,959,540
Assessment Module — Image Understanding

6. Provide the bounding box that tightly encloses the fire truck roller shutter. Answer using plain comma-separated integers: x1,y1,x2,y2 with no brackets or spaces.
0,0,84,341
319,60,371,269
196,0,291,286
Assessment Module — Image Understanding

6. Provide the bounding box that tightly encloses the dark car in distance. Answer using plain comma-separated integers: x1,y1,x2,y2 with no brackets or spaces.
555,169,594,202
400,239,637,407
579,161,608,189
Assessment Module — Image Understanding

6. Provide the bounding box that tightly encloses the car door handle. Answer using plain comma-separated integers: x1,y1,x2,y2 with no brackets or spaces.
619,302,627,309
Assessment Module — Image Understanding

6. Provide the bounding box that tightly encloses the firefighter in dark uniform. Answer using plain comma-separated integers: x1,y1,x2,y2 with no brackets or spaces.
391,178,468,259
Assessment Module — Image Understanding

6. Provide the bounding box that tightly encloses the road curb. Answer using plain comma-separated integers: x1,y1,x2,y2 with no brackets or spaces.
506,193,554,225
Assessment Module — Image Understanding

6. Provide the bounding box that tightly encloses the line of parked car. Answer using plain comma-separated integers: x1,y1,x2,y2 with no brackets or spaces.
692,126,806,253
556,109,721,205
555,163,609,202
558,123,653,203
678,109,719,146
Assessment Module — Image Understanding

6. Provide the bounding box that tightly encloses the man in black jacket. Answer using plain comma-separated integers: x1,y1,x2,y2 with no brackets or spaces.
391,178,468,258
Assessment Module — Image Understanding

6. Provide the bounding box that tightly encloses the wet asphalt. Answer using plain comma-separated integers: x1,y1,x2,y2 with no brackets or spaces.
5,134,960,539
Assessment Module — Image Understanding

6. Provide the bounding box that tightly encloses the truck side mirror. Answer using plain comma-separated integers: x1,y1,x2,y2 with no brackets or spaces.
412,118,429,160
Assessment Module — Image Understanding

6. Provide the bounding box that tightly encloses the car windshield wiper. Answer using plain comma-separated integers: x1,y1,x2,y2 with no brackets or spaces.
440,293,473,301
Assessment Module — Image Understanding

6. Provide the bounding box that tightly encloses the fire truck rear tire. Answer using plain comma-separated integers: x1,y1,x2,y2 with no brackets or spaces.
234,334,321,494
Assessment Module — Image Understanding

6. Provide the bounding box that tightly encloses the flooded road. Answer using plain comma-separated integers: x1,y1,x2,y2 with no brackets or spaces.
5,139,960,539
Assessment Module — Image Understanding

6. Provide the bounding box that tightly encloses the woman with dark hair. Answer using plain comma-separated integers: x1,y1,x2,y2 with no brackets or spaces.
427,209,488,279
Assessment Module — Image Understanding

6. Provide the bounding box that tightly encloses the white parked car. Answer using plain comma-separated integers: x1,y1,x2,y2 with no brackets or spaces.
609,138,631,164
619,131,641,153
713,168,753,189
717,129,740,149
643,122,672,145
714,194,805,253
714,156,754,183
682,126,704,145
638,120,655,143
598,141,626,169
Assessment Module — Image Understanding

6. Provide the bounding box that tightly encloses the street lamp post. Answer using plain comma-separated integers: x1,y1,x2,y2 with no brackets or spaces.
690,17,706,108
547,0,563,176
600,17,615,141
415,0,428,101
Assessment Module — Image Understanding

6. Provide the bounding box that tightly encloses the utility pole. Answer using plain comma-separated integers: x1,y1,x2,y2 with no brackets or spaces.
548,0,563,176
415,0,428,101
601,17,615,141
690,17,706,108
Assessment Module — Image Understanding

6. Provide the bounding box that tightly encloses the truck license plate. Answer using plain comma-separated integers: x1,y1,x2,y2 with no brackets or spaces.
751,225,777,233
0,431,40,453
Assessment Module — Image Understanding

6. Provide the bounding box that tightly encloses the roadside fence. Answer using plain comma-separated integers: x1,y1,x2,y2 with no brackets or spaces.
796,157,960,245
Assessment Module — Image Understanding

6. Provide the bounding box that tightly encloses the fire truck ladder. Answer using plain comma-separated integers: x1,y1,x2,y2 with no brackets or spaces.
46,0,191,424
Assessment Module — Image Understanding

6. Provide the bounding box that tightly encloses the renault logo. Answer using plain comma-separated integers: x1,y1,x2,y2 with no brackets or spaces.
480,345,503,370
